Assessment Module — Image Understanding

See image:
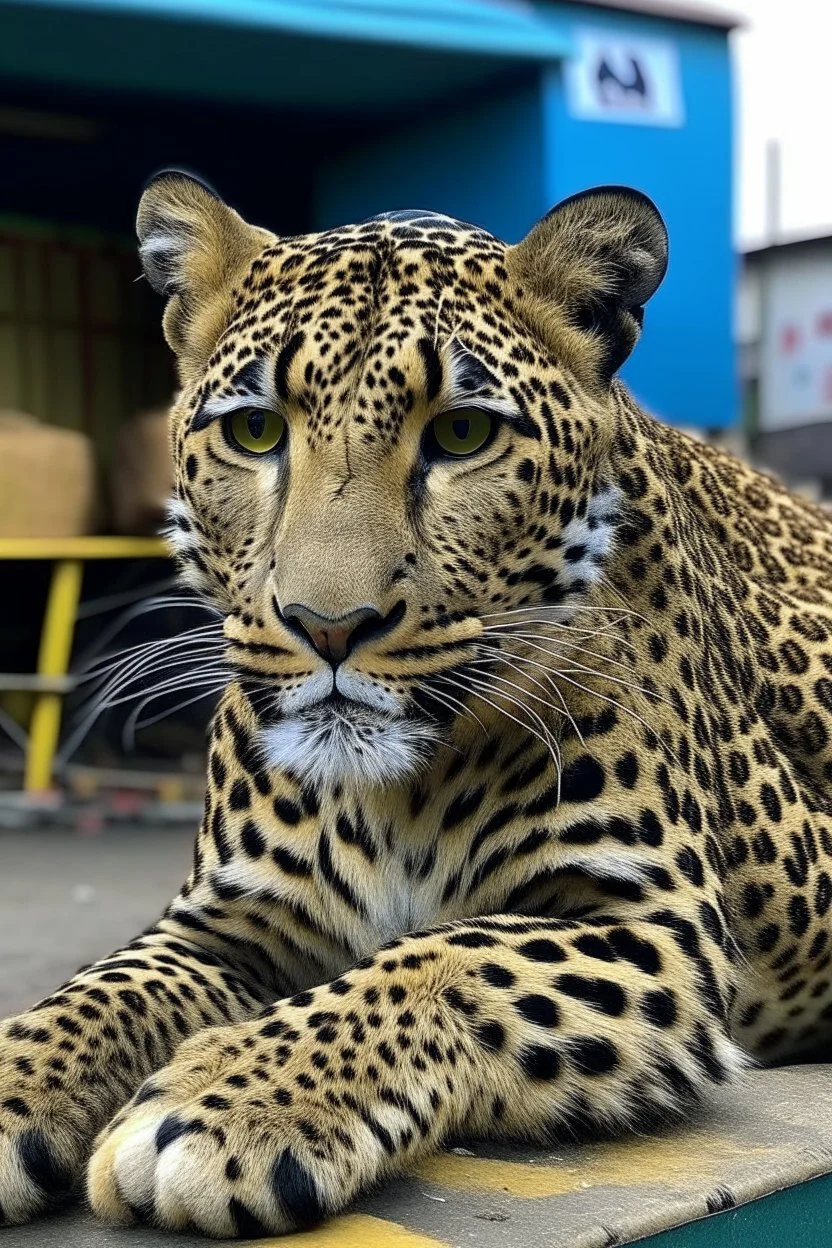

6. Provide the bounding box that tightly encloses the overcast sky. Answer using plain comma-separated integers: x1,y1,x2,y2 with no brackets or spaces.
733,0,832,247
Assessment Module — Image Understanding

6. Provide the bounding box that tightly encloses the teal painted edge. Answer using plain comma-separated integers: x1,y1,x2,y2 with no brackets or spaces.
0,0,571,59
634,1171,832,1247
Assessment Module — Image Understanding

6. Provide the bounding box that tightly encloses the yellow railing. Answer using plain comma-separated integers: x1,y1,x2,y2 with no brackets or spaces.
0,537,170,791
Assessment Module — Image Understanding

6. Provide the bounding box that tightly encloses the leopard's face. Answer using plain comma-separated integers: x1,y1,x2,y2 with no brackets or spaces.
139,178,668,788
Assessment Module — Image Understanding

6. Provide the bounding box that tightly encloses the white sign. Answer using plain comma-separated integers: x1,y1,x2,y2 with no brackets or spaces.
565,28,685,128
760,251,832,431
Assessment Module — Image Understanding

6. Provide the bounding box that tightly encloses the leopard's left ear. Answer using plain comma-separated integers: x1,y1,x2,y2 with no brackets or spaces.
507,186,668,385
137,169,275,375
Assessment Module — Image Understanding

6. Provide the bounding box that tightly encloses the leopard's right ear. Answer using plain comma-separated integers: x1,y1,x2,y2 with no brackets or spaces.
137,170,274,374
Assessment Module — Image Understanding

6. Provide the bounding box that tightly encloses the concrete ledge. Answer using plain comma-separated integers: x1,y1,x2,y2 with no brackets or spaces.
2,829,831,1247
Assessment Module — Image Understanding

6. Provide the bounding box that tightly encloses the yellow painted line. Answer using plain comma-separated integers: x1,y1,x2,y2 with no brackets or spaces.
253,1213,450,1247
414,1134,777,1199
0,536,169,559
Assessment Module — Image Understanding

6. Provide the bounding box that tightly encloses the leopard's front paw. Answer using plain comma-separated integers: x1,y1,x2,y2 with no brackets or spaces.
0,1017,98,1224
87,1020,407,1239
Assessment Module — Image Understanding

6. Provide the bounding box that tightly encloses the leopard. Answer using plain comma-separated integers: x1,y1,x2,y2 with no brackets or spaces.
2,169,832,1239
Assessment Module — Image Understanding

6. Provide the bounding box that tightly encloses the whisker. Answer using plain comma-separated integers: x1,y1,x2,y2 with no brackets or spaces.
471,643,587,750
124,682,228,749
57,668,229,768
76,575,180,621
63,664,229,755
597,572,651,627
74,594,222,669
540,667,679,768
482,613,633,640
414,680,487,735
481,604,640,620
482,618,636,654
483,628,637,675
81,623,222,681
80,632,226,703
462,670,562,751
96,639,227,681
549,659,675,709
462,675,562,803
436,671,561,801
482,628,671,708
469,649,567,720
98,667,230,713
79,646,225,714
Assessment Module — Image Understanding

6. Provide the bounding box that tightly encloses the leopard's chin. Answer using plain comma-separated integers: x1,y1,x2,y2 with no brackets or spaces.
259,699,440,789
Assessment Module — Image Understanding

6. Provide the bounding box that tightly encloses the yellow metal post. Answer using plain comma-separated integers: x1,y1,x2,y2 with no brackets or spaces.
24,559,83,791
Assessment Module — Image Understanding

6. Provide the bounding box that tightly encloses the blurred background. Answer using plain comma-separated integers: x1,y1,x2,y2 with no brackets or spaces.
0,0,829,827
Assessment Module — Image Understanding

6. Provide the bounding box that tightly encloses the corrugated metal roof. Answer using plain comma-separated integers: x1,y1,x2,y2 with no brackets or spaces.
0,0,572,58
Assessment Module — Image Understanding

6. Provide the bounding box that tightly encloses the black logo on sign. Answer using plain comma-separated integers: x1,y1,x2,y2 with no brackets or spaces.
597,55,649,106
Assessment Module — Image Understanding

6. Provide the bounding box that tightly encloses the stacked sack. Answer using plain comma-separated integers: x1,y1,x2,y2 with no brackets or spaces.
0,411,95,538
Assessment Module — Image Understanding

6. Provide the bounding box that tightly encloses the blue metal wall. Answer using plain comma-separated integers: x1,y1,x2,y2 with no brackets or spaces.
314,80,546,248
539,3,736,430
316,3,737,430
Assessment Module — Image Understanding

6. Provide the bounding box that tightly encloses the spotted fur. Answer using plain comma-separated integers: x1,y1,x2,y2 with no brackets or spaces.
1,171,831,1237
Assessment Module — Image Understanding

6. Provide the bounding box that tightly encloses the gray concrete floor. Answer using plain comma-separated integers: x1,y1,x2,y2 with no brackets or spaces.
0,826,193,1019
0,826,200,1246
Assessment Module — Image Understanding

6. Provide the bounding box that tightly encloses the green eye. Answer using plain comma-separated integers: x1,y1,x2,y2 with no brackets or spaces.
226,407,285,455
429,408,493,458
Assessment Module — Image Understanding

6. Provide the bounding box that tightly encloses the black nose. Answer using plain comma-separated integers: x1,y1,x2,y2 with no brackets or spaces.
280,603,387,664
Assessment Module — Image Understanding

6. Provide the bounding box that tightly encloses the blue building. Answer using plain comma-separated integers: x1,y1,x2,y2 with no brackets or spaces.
0,0,739,430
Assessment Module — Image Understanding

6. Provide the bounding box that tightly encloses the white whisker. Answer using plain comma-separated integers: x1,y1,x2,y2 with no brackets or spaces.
414,681,487,735
81,623,222,681
81,628,224,698
483,628,637,676
124,682,228,748
469,650,567,720
74,594,221,669
481,628,671,709
435,671,562,802
97,667,230,713
481,604,639,620
471,644,587,750
541,667,679,767
79,643,224,716
550,660,674,709
462,671,561,752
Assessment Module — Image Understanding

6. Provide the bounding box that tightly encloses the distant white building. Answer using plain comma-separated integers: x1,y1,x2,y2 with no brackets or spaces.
738,234,832,492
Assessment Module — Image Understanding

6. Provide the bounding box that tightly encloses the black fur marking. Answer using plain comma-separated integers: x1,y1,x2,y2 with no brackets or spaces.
570,1037,620,1076
560,755,606,804
18,1130,72,1203
417,338,443,401
155,1113,204,1153
133,1083,164,1107
229,1197,269,1236
275,332,306,401
519,1044,562,1081
705,1185,737,1214
271,1149,326,1228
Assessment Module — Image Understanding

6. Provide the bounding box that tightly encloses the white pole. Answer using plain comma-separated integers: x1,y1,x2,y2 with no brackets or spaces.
765,137,781,244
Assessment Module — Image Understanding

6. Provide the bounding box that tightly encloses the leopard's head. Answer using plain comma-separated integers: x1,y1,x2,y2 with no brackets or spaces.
137,171,667,788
